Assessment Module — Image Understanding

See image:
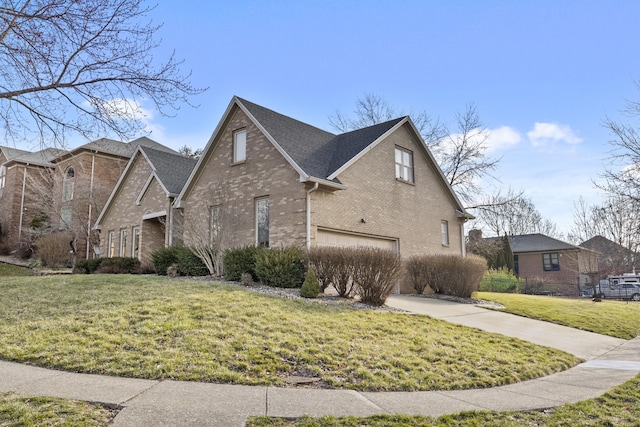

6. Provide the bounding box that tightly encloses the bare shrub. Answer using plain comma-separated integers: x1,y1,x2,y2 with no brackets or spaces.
240,272,254,286
328,248,357,297
423,254,487,298
306,246,335,292
34,233,73,268
405,255,432,294
352,248,402,306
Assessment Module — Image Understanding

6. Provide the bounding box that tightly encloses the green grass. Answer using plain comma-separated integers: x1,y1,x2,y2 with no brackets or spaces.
0,275,579,392
0,392,114,426
0,262,31,276
475,292,640,339
247,373,640,426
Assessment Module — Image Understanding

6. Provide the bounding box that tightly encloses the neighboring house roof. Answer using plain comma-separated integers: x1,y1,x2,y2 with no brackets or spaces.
507,233,581,253
2,147,66,168
177,96,471,218
94,145,197,229
580,235,623,255
52,136,178,162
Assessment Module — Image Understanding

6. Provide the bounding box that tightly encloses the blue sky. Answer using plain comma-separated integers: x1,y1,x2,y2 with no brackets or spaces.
28,1,640,235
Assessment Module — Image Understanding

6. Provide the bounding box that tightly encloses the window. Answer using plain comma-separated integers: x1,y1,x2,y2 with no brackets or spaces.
233,129,247,163
60,206,72,228
0,165,6,189
131,227,140,258
543,253,560,271
210,205,222,246
108,231,115,258
119,229,127,257
440,220,449,246
255,197,270,247
395,147,414,183
62,167,74,201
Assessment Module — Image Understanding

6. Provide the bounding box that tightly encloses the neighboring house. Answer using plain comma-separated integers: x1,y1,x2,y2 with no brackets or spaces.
507,233,598,296
175,97,473,291
50,136,178,259
0,137,177,260
580,235,640,276
94,146,197,263
0,146,65,252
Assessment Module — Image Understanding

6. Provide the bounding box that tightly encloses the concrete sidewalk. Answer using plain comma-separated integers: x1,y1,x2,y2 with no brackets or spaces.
1,295,639,426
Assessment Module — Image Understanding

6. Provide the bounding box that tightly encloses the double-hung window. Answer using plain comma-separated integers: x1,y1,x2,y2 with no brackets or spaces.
255,197,270,247
119,229,127,257
108,231,115,258
395,147,414,183
131,227,140,258
543,253,560,271
233,129,247,163
62,167,74,201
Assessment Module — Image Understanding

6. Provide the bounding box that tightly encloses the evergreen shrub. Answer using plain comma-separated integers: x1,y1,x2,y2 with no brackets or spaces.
255,246,305,288
223,245,264,281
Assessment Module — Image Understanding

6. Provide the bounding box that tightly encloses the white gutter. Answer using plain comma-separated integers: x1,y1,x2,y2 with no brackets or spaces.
306,182,319,250
17,165,27,242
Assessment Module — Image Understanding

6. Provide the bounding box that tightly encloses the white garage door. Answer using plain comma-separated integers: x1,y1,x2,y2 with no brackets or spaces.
316,229,398,253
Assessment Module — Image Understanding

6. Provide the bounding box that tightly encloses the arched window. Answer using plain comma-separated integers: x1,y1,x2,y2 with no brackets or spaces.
62,166,74,201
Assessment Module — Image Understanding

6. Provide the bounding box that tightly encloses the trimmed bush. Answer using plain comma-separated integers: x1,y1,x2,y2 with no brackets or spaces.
479,268,521,293
300,267,321,298
405,255,432,294
176,247,209,276
255,246,305,288
419,254,487,298
34,233,73,268
73,258,104,274
151,246,180,276
223,245,264,281
352,248,402,306
96,257,140,274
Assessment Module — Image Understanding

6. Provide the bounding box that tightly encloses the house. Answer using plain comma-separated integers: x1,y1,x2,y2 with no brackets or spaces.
0,137,177,260
174,97,473,290
94,146,197,263
50,137,178,259
508,233,598,296
580,235,640,276
0,146,65,253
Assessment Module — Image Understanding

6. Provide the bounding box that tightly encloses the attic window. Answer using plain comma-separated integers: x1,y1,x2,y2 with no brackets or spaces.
395,147,413,183
233,129,247,163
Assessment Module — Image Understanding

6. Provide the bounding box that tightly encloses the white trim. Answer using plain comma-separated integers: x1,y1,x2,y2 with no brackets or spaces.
300,175,347,190
135,173,155,205
142,210,167,220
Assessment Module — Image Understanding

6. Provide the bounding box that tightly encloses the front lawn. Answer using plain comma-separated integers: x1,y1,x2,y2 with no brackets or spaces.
475,292,640,339
0,275,579,392
247,373,640,426
0,262,31,276
0,392,115,426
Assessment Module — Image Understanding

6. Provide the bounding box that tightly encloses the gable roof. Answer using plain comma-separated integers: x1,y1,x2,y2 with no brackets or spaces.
94,146,197,229
177,96,470,218
0,145,31,162
140,146,198,196
507,233,581,253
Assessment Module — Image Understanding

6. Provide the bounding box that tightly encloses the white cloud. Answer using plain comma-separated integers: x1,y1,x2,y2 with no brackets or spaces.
486,126,521,152
527,122,583,148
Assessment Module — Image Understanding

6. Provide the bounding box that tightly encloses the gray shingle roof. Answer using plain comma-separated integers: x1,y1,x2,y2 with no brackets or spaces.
58,136,178,160
3,147,67,167
141,146,197,195
237,98,403,181
0,145,31,162
508,233,580,253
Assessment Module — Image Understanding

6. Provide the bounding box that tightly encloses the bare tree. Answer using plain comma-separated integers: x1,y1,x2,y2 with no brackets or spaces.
568,195,640,275
436,103,499,203
598,80,640,201
329,95,498,204
0,0,205,147
178,145,203,159
473,189,559,237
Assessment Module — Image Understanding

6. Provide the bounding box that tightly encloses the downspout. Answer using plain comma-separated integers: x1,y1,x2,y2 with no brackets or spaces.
460,221,466,257
306,182,319,250
17,165,27,242
168,198,174,246
86,152,96,259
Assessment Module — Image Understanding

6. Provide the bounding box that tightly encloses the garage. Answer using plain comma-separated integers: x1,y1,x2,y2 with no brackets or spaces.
316,228,398,253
